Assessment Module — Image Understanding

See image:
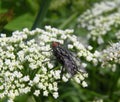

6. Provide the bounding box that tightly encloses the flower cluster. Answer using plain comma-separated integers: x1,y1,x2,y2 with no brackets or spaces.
99,41,120,72
77,0,120,45
0,26,99,101
102,41,120,64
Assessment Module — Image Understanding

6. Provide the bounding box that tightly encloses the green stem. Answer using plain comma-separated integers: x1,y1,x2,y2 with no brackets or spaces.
31,0,51,29
108,66,120,100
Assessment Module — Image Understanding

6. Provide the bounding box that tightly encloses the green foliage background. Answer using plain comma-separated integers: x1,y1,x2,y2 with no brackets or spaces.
0,0,120,102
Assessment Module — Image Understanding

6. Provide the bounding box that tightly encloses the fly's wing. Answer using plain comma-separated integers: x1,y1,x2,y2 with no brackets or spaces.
65,49,86,73
56,45,86,75
71,54,86,73
63,57,78,76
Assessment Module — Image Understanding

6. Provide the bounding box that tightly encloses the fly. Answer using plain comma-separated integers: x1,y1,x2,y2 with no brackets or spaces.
51,41,83,76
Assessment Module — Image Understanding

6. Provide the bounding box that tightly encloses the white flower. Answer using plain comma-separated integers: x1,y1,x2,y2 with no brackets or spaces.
47,63,54,69
87,45,93,50
68,44,73,49
78,74,85,81
86,55,93,61
78,0,120,45
82,81,88,87
94,51,100,57
101,41,120,64
98,36,104,44
53,92,59,99
74,76,81,83
19,87,31,94
53,86,58,91
81,63,87,68
48,83,53,91
54,70,61,79
34,90,40,96
5,59,11,65
33,74,40,83
53,82,58,91
29,63,37,70
8,99,14,102
61,34,67,39
22,76,30,82
0,85,3,90
62,75,69,82
0,33,6,37
38,83,44,89
13,71,22,78
8,90,16,99
43,90,48,96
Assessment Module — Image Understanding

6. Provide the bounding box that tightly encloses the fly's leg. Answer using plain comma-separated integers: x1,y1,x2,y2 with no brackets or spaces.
60,66,64,80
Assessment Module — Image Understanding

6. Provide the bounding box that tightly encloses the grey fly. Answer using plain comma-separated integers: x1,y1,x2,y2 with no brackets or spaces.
51,41,82,76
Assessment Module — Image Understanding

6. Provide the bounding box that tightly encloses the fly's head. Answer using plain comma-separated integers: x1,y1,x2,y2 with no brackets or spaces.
51,42,60,48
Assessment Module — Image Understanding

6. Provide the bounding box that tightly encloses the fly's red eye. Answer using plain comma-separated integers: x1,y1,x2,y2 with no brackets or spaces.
52,42,60,47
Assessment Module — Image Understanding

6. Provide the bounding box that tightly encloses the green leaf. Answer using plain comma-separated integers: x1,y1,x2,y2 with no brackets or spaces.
5,13,35,31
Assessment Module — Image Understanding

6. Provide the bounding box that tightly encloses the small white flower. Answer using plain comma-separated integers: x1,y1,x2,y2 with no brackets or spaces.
22,76,30,82
48,63,54,69
54,70,61,79
8,99,14,102
8,90,15,99
81,63,87,68
43,90,48,96
1,33,6,37
74,76,81,83
0,85,4,90
78,74,85,81
29,63,37,70
97,36,104,44
5,59,11,65
34,90,40,96
13,71,22,78
23,28,29,32
82,81,88,87
33,76,40,84
62,75,69,82
86,55,93,61
53,92,59,99
78,52,82,57
53,86,58,91
65,73,71,78
20,87,31,94
94,51,100,57
38,83,44,89
61,34,67,39
88,45,93,50
68,44,73,49
44,82,48,87
48,83,53,90
41,67,47,73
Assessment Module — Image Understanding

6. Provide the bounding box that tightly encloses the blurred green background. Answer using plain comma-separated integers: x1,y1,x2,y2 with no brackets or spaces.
0,0,120,102
0,0,99,32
